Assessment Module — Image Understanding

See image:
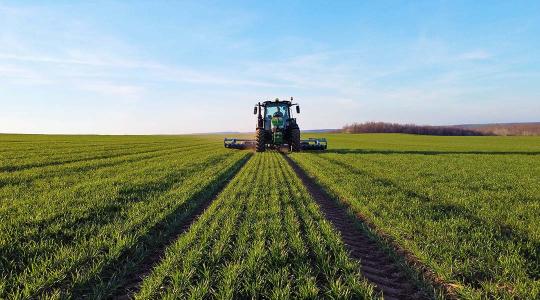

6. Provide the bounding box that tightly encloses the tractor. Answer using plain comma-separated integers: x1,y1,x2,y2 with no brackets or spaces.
224,98,327,152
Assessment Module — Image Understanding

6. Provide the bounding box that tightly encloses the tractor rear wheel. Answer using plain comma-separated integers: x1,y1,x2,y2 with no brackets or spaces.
291,128,301,152
256,128,266,152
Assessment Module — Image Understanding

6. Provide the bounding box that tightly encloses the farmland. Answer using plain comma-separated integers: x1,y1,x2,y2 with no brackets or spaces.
0,135,250,298
1,133,539,299
138,152,376,299
293,133,540,299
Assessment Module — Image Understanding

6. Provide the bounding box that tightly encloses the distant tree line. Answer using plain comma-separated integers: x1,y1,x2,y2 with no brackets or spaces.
463,123,540,136
341,122,540,136
341,122,488,136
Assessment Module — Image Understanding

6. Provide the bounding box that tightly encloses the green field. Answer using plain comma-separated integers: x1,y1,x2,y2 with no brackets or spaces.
138,152,375,299
294,133,540,298
0,135,250,298
1,133,539,299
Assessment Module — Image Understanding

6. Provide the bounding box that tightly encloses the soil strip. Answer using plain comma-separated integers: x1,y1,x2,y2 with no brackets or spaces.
283,153,433,300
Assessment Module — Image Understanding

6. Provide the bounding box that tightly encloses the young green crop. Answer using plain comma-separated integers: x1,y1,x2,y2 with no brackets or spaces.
0,135,249,299
0,134,211,172
137,152,377,299
291,133,540,299
5,132,537,299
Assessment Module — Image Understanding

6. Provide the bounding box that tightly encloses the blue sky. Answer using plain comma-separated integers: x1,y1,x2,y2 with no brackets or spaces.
1,1,539,134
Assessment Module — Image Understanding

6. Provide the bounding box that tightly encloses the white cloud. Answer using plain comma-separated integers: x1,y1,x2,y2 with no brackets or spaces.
77,81,145,100
458,50,492,61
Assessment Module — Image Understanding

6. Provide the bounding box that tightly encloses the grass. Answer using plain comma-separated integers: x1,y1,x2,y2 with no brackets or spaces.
292,133,540,299
137,152,376,299
0,134,249,299
2,132,538,299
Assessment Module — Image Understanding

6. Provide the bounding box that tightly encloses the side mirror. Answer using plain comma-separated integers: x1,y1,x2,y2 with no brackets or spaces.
296,106,300,114
253,107,258,115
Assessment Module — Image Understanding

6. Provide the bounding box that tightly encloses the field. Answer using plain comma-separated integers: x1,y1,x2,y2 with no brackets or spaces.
1,133,539,299
137,152,375,299
294,133,540,298
0,135,250,298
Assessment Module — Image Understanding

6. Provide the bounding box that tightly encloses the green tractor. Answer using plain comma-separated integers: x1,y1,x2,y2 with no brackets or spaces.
224,98,327,152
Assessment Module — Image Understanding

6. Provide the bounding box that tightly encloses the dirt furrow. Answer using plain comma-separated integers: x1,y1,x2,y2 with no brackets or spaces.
283,153,431,300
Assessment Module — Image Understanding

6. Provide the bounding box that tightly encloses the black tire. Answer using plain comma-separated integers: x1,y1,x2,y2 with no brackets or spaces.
256,128,266,152
291,128,301,152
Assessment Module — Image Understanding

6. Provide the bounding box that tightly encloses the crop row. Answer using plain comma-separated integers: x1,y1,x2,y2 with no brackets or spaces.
0,142,214,188
0,135,216,171
137,152,377,299
290,140,540,299
0,137,249,299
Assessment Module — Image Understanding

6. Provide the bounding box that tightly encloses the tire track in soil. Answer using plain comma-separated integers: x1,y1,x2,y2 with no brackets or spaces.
283,154,431,300
113,153,253,300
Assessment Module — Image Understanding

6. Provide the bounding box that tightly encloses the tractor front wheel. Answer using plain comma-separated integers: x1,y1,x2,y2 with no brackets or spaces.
256,128,266,152
291,128,301,152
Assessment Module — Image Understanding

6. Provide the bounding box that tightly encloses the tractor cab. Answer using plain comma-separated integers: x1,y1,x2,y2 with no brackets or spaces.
264,102,289,131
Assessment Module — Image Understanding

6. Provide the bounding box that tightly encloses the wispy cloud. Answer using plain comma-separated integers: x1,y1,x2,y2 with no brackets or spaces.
77,81,145,99
458,50,492,61
0,52,145,68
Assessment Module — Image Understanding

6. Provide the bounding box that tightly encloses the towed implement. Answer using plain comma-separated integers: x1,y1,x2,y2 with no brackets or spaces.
224,98,328,152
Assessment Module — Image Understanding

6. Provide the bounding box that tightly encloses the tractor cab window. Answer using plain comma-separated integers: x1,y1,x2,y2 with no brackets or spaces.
265,105,289,120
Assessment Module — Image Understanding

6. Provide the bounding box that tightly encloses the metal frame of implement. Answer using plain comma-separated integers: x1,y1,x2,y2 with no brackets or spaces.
224,138,256,150
224,137,327,150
